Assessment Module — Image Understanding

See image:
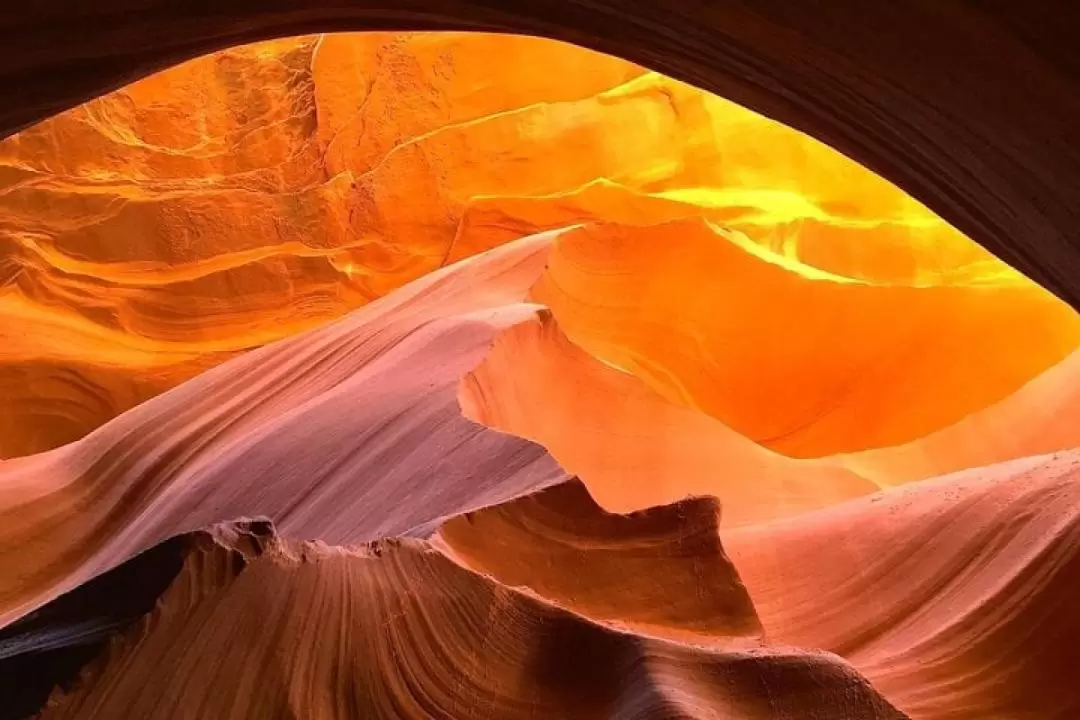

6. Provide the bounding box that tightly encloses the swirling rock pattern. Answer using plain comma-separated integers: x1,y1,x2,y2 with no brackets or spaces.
725,451,1080,719
2,28,1080,720
436,478,762,644
0,232,569,628
37,523,906,720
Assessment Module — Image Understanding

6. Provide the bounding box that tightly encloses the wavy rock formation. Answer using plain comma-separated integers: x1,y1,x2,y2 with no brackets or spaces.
2,26,1080,720
532,218,1080,457
725,451,1080,719
446,177,988,284
0,232,570,628
459,311,875,523
34,520,905,720
436,478,762,643
462,301,1080,525
0,32,1020,458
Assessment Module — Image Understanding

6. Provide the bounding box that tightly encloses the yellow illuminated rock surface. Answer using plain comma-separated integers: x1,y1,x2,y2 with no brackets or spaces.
532,219,1080,456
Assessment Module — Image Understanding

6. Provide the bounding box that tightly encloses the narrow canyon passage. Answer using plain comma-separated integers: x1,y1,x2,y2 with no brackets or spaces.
1,31,1078,720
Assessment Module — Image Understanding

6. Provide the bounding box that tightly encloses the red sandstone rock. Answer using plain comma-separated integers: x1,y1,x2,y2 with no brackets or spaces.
38,525,906,720
0,232,569,628
725,451,1080,719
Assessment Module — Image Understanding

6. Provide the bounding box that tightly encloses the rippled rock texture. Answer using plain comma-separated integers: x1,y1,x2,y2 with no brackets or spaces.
1,31,1079,720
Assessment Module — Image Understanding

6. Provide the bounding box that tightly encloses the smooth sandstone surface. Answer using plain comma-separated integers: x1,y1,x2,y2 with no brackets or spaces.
725,451,1080,720
0,232,570,628
459,311,876,523
461,307,1080,523
532,218,1080,457
436,478,763,644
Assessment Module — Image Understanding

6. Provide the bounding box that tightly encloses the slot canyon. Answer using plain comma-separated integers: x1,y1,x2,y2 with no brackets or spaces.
1,6,1079,720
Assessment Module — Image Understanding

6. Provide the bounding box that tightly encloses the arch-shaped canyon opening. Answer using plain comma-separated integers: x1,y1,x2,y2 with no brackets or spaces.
1,12,1080,720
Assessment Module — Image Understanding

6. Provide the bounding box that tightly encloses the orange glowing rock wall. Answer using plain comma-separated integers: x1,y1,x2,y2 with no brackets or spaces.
1,31,1057,459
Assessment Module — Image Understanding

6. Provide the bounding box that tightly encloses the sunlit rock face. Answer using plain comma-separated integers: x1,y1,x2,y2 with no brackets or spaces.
1,31,1079,720
4,31,1059,459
